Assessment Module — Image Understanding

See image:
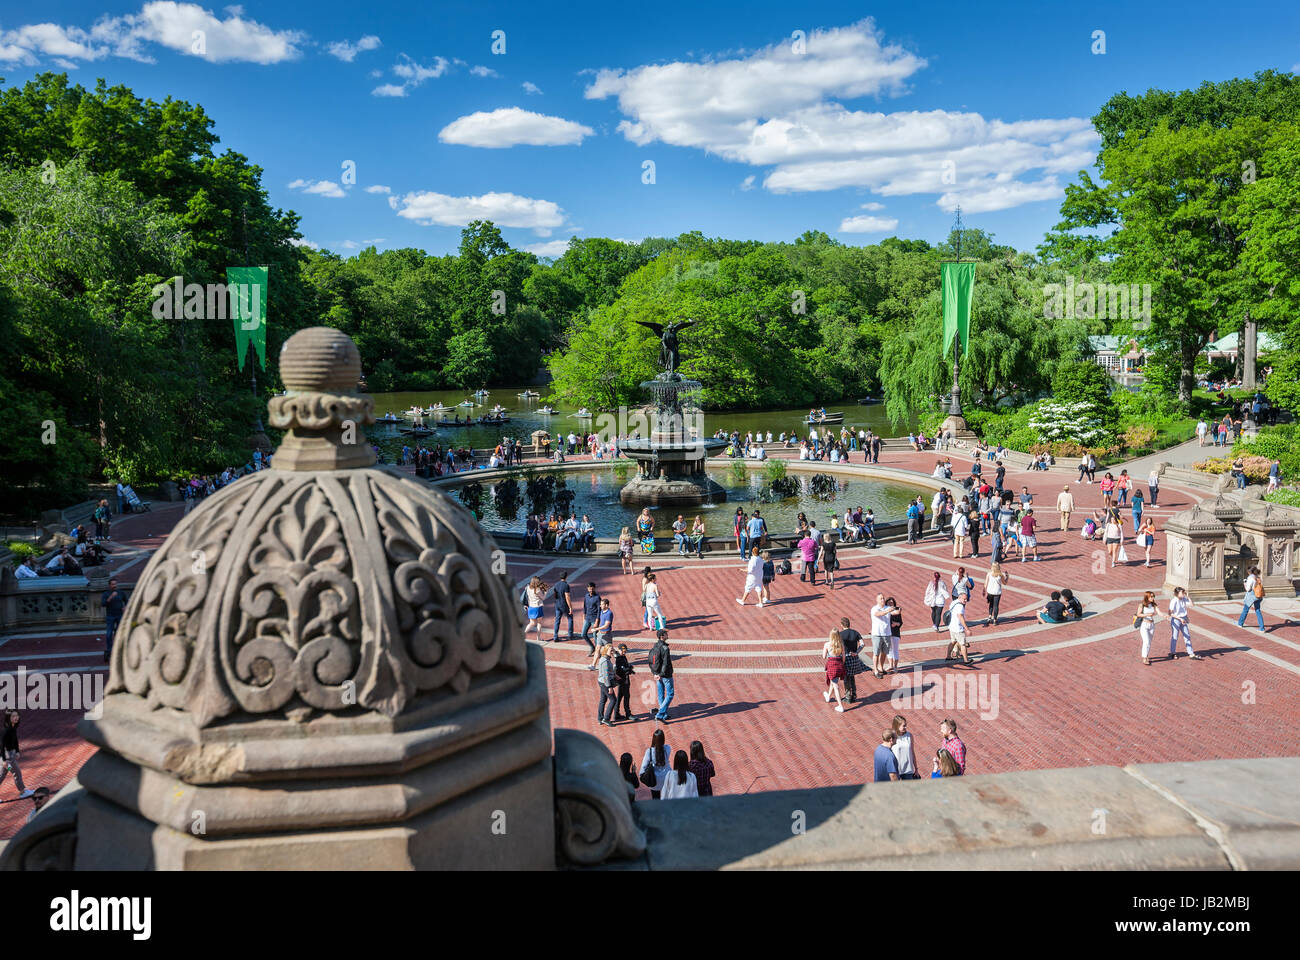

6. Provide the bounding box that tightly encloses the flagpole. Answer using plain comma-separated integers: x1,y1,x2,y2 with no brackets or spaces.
948,207,964,419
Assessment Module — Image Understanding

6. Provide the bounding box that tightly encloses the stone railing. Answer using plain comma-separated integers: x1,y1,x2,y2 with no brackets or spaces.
0,571,128,633
1163,492,1298,599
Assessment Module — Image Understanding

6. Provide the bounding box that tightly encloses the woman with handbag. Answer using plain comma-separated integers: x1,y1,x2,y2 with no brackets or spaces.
639,566,654,628
1136,591,1159,666
822,630,847,713
690,516,706,559
983,563,1008,626
639,729,672,799
924,572,949,633
1138,518,1157,567
1237,566,1266,631
886,596,903,674
619,527,635,574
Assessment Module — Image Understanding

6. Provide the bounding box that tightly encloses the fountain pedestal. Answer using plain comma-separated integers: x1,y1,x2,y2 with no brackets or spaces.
619,375,727,507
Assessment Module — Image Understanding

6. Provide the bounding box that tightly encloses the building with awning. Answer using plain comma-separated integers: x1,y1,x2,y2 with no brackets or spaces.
1087,335,1144,373
1202,331,1282,360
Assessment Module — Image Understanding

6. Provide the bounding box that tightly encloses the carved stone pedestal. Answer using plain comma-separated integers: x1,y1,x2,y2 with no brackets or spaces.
1237,504,1297,597
1163,505,1230,600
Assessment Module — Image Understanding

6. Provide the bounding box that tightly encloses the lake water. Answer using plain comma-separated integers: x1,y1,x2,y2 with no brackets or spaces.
366,386,913,456
440,464,922,537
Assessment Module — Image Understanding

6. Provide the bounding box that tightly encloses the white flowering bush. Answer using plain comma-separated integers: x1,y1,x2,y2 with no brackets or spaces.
1026,400,1113,446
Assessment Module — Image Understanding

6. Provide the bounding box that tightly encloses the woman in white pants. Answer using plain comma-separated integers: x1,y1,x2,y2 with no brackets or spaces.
1136,590,1159,666
644,572,667,630
1168,586,1203,661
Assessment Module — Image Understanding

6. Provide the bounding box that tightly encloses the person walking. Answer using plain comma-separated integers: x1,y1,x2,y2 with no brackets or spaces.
886,597,903,674
551,571,574,642
1138,517,1157,566
638,730,672,799
747,509,768,558
839,617,865,703
1237,565,1266,631
596,644,619,726
940,719,967,774
613,639,636,719
1135,590,1159,666
891,715,920,780
1196,418,1208,446
1131,488,1145,533
760,550,775,605
798,528,819,586
93,499,112,541
983,563,1008,626
952,506,970,559
640,566,655,628
619,527,635,574
1116,469,1131,507
733,507,748,559
649,628,675,721
822,630,847,713
819,533,838,590
644,572,666,630
873,730,901,782
1056,485,1074,531
924,572,949,634
661,750,699,799
736,548,765,606
580,582,602,655
0,712,32,798
870,594,899,679
1103,514,1124,567
522,576,546,636
906,498,922,544
1019,509,1039,562
1168,586,1203,661
687,741,715,796
945,592,972,665
102,578,126,663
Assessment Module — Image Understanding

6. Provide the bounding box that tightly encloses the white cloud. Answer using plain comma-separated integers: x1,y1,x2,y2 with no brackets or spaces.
132,2,304,63
338,240,359,249
327,34,380,62
364,184,392,194
522,81,542,95
470,64,498,77
585,19,1096,214
372,53,450,96
392,53,448,82
438,107,594,148
0,23,109,61
362,238,386,245
938,176,1063,214
392,190,566,235
525,239,570,257
838,214,899,233
859,201,885,211
288,237,319,250
288,178,346,199
739,175,755,191
224,5,243,15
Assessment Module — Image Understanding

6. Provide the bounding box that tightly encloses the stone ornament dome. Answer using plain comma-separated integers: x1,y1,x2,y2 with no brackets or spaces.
107,327,524,727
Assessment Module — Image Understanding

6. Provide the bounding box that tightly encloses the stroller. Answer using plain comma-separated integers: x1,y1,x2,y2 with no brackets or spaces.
122,485,151,513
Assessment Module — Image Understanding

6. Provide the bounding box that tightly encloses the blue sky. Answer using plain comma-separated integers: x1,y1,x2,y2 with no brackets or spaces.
3,0,1297,256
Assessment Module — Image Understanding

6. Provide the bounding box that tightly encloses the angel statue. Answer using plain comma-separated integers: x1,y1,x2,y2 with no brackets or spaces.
634,319,696,377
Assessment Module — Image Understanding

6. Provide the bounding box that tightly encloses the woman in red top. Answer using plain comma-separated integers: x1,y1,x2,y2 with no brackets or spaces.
1099,473,1116,506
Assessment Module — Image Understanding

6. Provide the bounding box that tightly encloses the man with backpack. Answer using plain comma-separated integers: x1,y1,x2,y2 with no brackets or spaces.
649,629,675,723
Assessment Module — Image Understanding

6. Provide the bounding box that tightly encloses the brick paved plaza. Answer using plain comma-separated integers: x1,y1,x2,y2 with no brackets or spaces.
3,447,1297,838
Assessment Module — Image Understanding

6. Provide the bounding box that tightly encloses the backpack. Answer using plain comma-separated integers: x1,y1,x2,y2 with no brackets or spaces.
1253,580,1265,599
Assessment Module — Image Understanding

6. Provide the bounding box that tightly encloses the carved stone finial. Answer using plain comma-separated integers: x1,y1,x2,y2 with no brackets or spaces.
267,327,376,471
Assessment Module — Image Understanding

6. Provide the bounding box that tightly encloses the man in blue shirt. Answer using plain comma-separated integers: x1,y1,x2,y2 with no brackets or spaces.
580,583,602,654
873,730,900,782
746,510,767,553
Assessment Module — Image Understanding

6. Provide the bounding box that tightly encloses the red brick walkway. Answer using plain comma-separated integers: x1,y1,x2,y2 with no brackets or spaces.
2,452,1295,837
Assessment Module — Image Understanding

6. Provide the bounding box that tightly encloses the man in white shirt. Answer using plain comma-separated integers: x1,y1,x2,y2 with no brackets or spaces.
736,549,765,607
946,594,972,664
13,558,38,579
1196,419,1208,446
931,490,945,531
869,595,898,678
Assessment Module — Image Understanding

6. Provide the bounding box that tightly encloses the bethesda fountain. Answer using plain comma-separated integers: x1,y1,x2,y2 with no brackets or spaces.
618,319,727,507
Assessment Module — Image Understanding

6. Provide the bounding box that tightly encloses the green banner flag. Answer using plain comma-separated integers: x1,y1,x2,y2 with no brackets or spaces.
227,266,268,370
941,261,975,358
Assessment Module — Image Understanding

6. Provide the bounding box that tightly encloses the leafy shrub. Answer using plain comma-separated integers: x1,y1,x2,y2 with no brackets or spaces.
1264,488,1300,508
1051,361,1113,406
729,459,749,483
1123,425,1158,448
6,541,40,560
1193,455,1272,481
763,459,788,483
1026,400,1115,447
1234,424,1300,480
